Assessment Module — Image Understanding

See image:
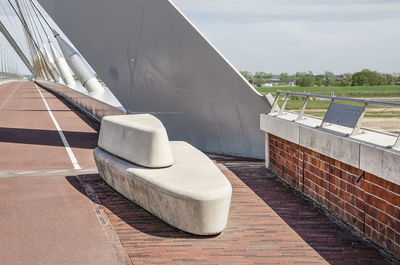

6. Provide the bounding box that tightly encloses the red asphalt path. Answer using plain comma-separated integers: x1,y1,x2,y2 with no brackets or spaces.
0,81,120,265
0,81,98,170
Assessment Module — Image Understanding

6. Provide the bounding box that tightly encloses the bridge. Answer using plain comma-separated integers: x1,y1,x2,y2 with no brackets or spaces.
0,79,393,264
0,0,399,264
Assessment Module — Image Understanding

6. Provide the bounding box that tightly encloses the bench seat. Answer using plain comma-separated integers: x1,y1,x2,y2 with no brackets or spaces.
94,141,232,235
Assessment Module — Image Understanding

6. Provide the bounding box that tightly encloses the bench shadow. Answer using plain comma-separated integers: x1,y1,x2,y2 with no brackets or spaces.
211,156,392,265
66,174,215,239
0,127,98,149
66,157,393,264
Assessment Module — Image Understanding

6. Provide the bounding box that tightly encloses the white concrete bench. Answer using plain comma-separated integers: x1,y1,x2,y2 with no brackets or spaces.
94,115,232,235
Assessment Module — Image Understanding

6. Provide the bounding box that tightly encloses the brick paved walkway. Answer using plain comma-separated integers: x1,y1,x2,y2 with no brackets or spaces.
76,155,395,265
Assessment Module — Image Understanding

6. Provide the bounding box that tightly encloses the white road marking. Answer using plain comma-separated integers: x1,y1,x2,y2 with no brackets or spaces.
0,82,22,110
46,170,63,173
34,83,81,169
0,167,99,178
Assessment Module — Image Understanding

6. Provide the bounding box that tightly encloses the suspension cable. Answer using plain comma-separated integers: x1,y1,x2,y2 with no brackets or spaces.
28,0,52,30
28,0,49,42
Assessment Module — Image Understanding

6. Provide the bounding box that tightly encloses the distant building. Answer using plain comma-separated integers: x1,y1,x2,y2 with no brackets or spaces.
335,74,345,80
264,78,281,86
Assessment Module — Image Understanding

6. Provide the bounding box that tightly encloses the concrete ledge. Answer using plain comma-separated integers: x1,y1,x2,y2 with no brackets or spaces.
261,114,400,185
299,126,360,168
35,81,125,122
0,79,19,86
93,141,232,235
260,114,299,144
98,114,174,168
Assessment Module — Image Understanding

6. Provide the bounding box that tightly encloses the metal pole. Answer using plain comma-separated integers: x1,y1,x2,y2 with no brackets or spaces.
296,95,310,121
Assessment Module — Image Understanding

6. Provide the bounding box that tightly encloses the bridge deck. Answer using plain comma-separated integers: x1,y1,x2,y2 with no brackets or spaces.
0,81,394,264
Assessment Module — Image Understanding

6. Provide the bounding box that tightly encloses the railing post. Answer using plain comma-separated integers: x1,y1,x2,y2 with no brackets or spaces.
392,135,400,149
296,95,310,121
269,91,280,114
278,94,289,115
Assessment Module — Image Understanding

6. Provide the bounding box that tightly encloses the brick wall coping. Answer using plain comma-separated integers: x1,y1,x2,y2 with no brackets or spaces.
260,114,400,185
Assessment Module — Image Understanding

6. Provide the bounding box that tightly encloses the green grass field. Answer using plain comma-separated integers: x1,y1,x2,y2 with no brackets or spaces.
257,85,400,98
256,85,400,118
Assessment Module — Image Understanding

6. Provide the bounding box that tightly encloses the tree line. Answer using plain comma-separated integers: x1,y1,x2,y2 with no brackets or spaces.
0,72,22,79
240,69,400,87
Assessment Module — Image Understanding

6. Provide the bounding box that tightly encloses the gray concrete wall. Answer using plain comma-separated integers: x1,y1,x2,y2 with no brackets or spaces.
37,0,271,158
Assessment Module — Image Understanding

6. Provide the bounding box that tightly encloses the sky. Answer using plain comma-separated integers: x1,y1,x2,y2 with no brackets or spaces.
173,0,400,74
0,0,78,75
1,0,400,75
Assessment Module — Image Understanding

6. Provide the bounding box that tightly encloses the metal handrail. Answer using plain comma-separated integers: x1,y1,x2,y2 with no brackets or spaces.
269,90,400,148
275,90,400,107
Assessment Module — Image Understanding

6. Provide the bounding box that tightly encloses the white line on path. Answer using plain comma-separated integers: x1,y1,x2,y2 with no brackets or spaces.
0,82,22,110
34,83,81,169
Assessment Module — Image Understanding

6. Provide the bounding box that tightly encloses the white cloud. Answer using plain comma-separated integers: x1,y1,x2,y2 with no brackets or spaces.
173,0,400,73
2,0,400,75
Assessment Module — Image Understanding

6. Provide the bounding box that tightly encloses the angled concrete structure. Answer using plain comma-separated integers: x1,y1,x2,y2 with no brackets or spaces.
37,0,272,158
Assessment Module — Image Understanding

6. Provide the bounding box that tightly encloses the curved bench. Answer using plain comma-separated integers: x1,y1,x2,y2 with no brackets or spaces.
94,114,232,235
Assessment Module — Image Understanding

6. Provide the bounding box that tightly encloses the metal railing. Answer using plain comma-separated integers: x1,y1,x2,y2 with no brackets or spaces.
269,90,400,148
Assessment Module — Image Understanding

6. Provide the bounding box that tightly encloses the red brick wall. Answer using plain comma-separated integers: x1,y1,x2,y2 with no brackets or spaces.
268,134,400,258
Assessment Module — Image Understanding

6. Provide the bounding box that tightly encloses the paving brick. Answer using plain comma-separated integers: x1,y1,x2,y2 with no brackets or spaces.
81,153,397,264
268,133,400,261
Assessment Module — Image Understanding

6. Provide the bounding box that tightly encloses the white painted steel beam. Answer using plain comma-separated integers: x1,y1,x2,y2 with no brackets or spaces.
49,41,76,87
43,44,61,83
53,30,104,97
